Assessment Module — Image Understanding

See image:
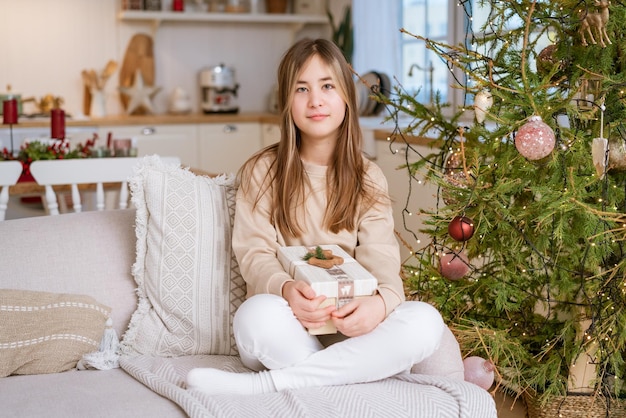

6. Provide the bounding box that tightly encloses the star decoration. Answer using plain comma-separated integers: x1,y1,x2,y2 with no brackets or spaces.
118,69,161,115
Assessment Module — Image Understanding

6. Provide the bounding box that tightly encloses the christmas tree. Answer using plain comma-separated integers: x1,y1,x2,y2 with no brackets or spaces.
377,0,626,408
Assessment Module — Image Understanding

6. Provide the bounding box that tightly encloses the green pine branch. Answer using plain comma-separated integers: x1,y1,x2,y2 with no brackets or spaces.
381,0,626,403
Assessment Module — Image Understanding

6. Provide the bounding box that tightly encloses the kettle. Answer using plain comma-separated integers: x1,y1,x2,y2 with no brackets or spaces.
199,64,239,114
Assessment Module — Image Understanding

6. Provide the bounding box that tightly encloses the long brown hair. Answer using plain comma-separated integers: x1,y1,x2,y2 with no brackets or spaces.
238,38,382,237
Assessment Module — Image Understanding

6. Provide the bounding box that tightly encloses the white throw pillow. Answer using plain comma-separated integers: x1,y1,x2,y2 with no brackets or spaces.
119,156,245,357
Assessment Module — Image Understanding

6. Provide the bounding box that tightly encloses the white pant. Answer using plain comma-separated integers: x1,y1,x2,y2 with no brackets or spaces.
233,294,445,391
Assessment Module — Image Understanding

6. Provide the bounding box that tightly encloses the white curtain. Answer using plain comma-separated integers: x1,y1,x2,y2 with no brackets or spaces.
352,0,402,81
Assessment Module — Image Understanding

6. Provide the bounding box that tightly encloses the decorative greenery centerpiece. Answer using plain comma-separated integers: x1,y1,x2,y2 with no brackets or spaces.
1,136,99,178
376,0,626,412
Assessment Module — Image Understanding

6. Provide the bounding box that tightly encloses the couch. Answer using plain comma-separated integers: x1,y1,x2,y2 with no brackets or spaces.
0,157,498,418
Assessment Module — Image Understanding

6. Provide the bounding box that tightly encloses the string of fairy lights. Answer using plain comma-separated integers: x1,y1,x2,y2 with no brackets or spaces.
374,0,626,397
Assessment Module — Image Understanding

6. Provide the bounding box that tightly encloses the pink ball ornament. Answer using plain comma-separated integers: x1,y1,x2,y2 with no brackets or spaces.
448,216,475,242
515,115,556,161
463,356,495,390
438,251,469,280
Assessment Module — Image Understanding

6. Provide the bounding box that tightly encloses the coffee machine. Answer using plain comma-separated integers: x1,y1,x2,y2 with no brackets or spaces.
199,64,239,114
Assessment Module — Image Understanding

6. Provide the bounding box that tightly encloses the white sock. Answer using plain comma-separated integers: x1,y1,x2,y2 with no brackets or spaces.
185,368,277,395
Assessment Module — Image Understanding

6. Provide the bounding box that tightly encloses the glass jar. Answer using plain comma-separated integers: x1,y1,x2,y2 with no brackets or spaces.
122,0,143,10
208,0,226,12
144,0,161,10
225,0,249,13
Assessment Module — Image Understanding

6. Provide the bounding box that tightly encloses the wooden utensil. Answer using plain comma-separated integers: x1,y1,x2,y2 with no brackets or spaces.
99,60,118,90
81,61,118,116
119,34,155,112
82,70,93,115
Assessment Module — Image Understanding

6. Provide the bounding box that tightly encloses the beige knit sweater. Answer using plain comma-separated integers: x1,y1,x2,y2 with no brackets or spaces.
232,155,405,317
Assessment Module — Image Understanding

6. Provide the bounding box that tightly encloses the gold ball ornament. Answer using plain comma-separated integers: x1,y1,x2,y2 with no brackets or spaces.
536,44,563,80
443,151,467,187
608,140,626,172
593,137,626,178
442,150,473,205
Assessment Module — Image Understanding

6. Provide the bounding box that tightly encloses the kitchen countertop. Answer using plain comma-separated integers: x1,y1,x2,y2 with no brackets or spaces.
12,112,280,128
373,129,439,145
10,112,436,145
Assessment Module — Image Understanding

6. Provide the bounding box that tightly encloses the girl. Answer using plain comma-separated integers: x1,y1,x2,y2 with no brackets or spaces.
186,38,458,395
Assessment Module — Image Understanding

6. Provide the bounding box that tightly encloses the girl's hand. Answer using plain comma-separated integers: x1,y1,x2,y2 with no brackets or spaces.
282,281,336,331
331,294,386,337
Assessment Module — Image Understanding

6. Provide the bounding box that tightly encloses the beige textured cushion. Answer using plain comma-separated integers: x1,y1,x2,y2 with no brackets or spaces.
119,156,245,357
0,209,138,338
0,289,110,377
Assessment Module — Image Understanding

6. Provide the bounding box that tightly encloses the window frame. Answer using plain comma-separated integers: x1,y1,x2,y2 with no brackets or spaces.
352,0,471,112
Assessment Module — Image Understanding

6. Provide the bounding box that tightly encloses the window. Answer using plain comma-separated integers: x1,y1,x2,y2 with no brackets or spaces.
353,0,548,110
400,0,450,104
353,0,462,109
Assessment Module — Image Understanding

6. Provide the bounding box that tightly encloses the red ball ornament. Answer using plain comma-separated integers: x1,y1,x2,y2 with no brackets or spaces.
448,216,475,241
463,356,495,390
515,115,555,161
438,251,469,280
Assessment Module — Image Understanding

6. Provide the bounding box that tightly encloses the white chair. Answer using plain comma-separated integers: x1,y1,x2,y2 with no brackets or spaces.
0,161,24,221
29,157,180,215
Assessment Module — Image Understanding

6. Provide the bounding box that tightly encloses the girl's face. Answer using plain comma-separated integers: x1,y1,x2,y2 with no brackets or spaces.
291,55,346,146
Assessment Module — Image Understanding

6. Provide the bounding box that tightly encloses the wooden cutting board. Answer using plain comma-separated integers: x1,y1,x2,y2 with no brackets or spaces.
119,34,155,111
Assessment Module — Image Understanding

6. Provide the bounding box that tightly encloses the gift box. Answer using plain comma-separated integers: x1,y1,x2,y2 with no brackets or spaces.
277,245,378,335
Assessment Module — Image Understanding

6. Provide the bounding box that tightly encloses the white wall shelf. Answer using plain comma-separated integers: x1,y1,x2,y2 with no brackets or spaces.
119,10,328,32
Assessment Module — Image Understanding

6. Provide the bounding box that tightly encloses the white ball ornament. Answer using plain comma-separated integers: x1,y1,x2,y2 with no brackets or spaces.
463,356,495,390
515,116,556,161
474,90,493,123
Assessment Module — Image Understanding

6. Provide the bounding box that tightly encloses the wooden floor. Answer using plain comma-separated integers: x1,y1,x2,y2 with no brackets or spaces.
5,195,47,220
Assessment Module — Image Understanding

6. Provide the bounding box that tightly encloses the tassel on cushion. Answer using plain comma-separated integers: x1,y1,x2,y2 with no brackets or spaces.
77,318,120,370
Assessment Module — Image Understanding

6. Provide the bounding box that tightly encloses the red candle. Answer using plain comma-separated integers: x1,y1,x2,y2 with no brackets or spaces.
172,0,184,11
51,108,65,139
3,99,18,124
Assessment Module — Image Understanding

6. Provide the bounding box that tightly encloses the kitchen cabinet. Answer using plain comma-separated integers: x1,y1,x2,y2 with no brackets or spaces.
198,122,262,174
98,124,199,168
374,139,438,262
4,115,275,175
261,123,280,147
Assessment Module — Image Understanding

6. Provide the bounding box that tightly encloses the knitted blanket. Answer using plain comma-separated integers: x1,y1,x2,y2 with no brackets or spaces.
120,355,497,418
